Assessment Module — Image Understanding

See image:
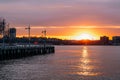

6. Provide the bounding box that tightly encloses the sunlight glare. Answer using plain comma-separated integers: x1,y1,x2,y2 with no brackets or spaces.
74,33,94,40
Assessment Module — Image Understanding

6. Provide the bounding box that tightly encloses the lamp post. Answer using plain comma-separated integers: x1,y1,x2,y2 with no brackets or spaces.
25,25,31,47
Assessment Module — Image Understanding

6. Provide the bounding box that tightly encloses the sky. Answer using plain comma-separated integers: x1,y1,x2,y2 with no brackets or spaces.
0,0,120,39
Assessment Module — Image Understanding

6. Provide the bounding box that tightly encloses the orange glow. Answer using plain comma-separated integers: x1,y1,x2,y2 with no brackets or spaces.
76,47,100,76
15,26,120,40
73,33,95,40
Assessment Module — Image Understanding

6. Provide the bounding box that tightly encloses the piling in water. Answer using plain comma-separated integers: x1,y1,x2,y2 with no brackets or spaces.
0,45,55,60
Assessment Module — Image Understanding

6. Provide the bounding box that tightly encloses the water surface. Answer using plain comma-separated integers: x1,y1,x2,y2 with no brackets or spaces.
0,46,120,80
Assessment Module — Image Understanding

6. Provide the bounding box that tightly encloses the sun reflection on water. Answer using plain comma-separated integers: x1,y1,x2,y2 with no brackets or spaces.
76,46,99,76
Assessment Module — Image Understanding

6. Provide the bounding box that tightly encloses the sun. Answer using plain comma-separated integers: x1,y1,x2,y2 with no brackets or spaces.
74,33,94,40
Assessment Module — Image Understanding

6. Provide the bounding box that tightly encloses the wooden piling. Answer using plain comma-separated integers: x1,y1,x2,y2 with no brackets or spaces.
0,45,55,60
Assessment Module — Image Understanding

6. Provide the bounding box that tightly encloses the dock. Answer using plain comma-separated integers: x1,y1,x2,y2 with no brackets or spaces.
0,45,55,60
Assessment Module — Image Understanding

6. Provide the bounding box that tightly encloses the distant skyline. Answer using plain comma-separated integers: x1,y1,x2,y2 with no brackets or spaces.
0,0,120,39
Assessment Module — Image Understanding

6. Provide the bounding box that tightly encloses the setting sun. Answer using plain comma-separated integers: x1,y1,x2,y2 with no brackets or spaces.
74,33,94,40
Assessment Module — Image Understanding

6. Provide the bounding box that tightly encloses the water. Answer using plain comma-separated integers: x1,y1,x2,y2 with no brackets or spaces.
0,46,120,80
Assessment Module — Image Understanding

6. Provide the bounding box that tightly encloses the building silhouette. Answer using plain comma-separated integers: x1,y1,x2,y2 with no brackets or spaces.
9,28,16,43
100,36,109,45
112,36,120,45
9,28,16,39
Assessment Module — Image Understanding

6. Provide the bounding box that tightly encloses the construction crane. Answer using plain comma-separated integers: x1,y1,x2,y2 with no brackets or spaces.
0,18,6,47
42,29,46,38
42,29,47,48
25,25,31,47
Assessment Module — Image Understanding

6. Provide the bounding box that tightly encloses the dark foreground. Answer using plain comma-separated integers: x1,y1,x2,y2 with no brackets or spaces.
0,45,54,60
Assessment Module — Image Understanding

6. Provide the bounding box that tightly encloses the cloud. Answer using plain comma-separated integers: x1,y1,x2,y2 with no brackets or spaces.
0,0,120,28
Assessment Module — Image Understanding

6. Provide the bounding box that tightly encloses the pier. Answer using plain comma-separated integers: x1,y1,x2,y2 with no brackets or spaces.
0,19,55,60
0,45,55,60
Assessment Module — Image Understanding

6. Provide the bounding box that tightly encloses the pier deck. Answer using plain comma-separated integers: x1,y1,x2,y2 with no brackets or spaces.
0,45,55,60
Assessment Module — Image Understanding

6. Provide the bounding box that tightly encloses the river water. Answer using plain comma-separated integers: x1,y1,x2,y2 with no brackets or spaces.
0,46,120,80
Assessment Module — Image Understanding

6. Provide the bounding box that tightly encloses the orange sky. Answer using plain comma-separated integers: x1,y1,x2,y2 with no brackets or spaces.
16,26,120,40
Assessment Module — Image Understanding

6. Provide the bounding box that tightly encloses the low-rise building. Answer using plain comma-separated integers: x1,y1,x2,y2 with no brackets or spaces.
112,36,120,45
100,36,109,45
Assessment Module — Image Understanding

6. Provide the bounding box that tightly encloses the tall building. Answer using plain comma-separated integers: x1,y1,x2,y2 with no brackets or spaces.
112,36,120,45
9,28,16,39
100,36,109,45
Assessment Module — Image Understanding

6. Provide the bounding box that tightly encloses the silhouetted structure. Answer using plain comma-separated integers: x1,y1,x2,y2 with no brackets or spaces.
100,36,109,45
112,36,120,45
0,45,55,60
8,28,16,43
25,25,31,47
0,18,5,35
9,28,16,39
0,18,8,47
